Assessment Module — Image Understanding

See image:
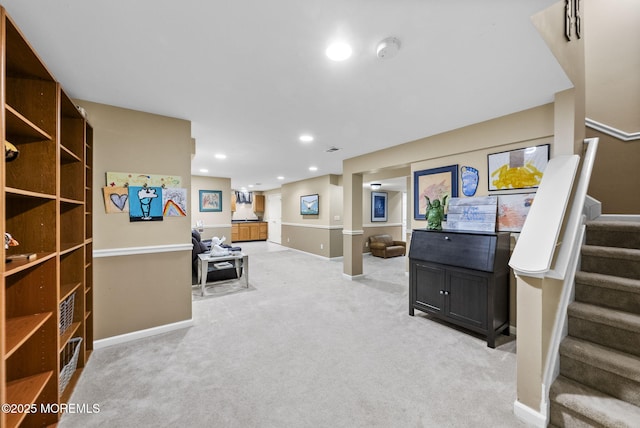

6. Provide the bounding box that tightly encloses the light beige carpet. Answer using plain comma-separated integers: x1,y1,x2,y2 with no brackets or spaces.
61,243,523,427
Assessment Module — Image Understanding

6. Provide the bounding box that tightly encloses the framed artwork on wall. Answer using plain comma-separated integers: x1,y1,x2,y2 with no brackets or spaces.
371,191,388,222
199,190,222,212
487,144,550,191
497,193,535,232
300,194,319,215
413,165,458,220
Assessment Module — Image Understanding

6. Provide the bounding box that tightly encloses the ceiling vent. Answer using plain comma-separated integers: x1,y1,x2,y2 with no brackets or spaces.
326,146,340,153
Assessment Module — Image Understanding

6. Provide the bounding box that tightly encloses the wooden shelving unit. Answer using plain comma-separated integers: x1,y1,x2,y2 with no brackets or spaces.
1,8,93,427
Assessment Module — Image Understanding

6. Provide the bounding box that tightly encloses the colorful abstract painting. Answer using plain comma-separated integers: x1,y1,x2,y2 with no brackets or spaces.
497,193,535,232
162,188,187,217
488,144,549,191
106,172,182,188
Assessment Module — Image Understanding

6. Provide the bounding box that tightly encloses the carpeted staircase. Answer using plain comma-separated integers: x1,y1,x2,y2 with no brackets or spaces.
549,220,640,427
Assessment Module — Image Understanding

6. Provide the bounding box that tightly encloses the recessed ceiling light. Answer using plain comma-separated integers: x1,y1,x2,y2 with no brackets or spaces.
215,153,227,159
299,134,314,143
326,42,352,61
199,168,209,173
277,176,285,180
309,166,318,172
248,184,254,188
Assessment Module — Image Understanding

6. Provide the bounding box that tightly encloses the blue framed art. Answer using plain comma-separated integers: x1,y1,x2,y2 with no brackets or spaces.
199,190,222,212
413,165,458,220
371,191,387,222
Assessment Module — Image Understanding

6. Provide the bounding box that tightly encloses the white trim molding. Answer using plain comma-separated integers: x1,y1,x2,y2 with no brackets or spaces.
342,229,364,235
192,223,233,229
343,273,365,280
93,318,194,349
513,400,547,428
586,118,640,141
94,243,192,258
363,222,403,228
281,222,343,230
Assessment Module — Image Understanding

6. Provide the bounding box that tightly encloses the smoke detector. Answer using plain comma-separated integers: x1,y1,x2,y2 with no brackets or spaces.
376,37,401,59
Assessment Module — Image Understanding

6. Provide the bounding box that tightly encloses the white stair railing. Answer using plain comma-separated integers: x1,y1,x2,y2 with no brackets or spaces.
510,137,600,423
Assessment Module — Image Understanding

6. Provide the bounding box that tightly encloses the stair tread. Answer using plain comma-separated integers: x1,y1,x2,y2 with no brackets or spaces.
575,271,640,294
586,220,640,232
551,376,640,427
582,244,640,260
569,302,640,332
561,337,640,382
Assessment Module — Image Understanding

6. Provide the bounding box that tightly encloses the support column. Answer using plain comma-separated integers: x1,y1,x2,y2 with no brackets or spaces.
343,172,363,277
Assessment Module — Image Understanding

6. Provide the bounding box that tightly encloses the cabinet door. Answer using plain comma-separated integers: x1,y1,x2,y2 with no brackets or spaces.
253,194,265,212
446,270,487,329
238,225,251,241
259,222,268,240
249,223,260,240
412,262,445,314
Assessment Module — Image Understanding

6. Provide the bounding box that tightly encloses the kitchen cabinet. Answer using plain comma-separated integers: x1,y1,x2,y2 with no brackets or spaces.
253,194,265,212
231,222,268,242
409,229,510,348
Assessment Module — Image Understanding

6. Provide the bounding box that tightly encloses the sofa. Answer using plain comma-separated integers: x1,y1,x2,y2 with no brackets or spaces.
369,234,406,258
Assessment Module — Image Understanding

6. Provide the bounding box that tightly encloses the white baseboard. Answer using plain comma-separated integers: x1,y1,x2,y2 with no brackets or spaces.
343,273,365,280
93,318,194,350
513,400,547,428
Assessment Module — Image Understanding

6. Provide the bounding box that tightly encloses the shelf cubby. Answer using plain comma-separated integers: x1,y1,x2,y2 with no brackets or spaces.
60,154,84,201
5,195,57,254
4,136,56,196
60,202,85,251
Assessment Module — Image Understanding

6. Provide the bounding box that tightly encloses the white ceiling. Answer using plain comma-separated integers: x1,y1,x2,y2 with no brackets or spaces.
2,0,571,191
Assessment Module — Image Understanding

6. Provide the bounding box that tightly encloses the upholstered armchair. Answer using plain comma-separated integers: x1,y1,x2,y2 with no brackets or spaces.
369,234,406,258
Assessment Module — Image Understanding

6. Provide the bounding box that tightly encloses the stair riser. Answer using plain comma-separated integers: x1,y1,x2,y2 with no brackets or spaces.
575,282,640,314
586,230,640,250
568,318,640,358
581,255,640,281
549,404,608,428
560,356,640,407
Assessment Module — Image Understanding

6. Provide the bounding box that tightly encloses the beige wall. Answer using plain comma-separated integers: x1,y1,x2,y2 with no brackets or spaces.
585,0,640,132
191,175,232,240
584,0,640,215
77,100,193,341
280,174,343,258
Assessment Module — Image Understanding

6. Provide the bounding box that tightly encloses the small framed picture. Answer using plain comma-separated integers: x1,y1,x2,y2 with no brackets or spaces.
300,194,319,215
199,190,222,212
371,191,387,222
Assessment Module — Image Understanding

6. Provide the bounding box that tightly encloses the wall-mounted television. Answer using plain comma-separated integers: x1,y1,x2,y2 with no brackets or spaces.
300,194,319,215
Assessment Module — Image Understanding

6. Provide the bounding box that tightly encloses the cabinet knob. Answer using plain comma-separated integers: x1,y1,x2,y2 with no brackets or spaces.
440,290,444,295
444,291,450,295
444,236,450,240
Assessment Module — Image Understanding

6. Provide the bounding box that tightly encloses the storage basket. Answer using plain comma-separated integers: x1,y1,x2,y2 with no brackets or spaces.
59,292,75,335
59,337,82,394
